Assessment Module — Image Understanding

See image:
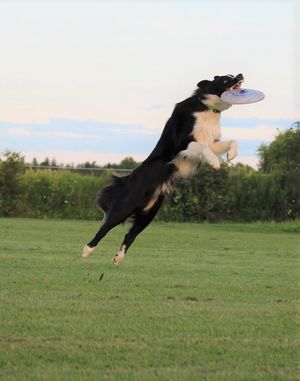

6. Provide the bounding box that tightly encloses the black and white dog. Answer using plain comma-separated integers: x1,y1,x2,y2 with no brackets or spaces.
82,73,244,264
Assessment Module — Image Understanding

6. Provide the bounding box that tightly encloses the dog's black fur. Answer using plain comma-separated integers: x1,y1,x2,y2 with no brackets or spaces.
82,73,244,264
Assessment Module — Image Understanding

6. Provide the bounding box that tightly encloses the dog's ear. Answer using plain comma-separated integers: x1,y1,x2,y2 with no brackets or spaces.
197,80,211,91
214,76,220,80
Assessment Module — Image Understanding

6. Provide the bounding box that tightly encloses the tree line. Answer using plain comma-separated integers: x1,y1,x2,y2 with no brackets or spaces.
0,124,299,222
30,156,138,171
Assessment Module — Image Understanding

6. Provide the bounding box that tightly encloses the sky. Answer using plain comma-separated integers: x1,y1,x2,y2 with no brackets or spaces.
0,0,299,168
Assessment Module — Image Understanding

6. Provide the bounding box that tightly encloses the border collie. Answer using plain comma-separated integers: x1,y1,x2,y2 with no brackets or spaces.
82,73,244,264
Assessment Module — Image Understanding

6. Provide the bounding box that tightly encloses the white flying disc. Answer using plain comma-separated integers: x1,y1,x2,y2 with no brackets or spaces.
221,88,265,105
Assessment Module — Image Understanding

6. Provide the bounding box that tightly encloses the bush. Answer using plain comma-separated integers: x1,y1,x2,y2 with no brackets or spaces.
0,142,299,222
158,163,300,222
0,152,26,216
158,164,233,222
18,169,111,220
258,124,300,173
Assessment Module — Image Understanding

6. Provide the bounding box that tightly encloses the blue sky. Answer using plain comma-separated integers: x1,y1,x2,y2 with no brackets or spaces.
0,0,298,167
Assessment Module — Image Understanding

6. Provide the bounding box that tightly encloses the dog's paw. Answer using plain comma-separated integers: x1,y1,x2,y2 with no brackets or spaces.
205,153,220,170
81,245,95,258
209,158,221,170
227,141,238,161
112,246,126,265
112,252,125,265
202,148,221,170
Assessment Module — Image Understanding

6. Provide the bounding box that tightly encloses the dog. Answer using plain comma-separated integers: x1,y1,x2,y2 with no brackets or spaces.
82,73,244,264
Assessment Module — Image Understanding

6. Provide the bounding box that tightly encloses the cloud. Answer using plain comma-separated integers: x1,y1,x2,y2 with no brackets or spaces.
0,118,155,137
0,116,295,168
222,125,284,141
6,128,31,137
0,118,159,155
222,117,295,141
5,128,96,139
222,117,294,128
2,118,293,143
145,104,165,111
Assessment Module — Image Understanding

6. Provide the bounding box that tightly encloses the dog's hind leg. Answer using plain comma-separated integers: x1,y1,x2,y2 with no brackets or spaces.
81,221,112,258
82,206,133,258
113,194,164,265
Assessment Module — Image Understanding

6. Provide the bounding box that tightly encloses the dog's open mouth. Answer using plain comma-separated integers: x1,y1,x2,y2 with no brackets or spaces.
227,73,244,91
228,79,244,91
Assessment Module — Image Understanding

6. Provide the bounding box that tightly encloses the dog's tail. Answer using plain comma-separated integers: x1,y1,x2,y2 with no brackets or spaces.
97,175,129,213
97,160,174,215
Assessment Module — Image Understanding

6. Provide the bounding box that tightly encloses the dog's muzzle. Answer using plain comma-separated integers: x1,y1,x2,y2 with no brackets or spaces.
229,74,244,90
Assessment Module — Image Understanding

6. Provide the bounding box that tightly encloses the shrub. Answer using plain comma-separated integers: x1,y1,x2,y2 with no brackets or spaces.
0,152,26,216
18,169,111,220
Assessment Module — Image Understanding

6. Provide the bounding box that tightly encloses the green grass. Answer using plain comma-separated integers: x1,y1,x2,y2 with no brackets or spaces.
0,218,299,381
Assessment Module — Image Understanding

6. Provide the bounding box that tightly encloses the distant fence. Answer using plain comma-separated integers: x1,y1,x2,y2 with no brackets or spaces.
26,164,272,177
26,165,133,176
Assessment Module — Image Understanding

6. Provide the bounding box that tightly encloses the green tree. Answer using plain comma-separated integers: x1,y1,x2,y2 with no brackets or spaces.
40,157,50,167
0,152,26,216
118,157,139,169
258,123,300,173
258,123,300,220
50,158,58,167
32,157,38,166
77,161,98,169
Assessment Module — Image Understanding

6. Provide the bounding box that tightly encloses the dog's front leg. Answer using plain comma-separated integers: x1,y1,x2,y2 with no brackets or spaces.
209,140,238,161
179,141,220,170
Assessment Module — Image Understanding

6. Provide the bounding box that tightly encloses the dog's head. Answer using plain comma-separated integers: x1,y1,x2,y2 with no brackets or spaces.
197,73,244,97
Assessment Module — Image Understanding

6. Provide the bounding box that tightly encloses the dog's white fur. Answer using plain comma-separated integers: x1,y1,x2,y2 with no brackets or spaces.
113,245,126,265
82,244,96,258
175,96,238,174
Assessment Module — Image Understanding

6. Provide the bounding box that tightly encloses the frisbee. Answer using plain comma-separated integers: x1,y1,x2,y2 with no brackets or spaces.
221,88,265,105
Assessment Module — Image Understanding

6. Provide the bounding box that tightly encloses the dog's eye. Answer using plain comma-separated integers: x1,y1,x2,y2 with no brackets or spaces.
224,80,228,83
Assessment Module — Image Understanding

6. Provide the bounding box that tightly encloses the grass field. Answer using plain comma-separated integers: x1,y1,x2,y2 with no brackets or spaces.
0,218,299,381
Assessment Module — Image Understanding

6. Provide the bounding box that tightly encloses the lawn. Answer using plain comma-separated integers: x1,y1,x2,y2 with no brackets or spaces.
0,218,299,381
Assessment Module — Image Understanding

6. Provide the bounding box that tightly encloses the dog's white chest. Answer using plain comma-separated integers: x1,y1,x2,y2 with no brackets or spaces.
192,111,221,144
